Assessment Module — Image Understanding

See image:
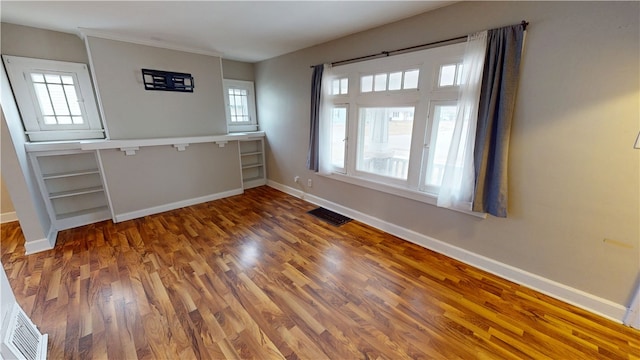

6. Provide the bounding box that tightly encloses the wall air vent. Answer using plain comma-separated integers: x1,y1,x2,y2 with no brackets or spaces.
142,69,194,92
1,303,47,360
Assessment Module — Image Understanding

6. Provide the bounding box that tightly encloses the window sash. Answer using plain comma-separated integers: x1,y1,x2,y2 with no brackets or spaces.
329,105,348,173
421,100,459,193
223,79,258,132
28,70,90,130
355,106,414,183
2,55,104,141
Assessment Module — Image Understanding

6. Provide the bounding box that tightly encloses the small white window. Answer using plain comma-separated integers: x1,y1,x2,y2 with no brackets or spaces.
373,73,387,92
403,69,420,89
331,78,349,95
438,63,463,88
361,75,373,93
388,72,402,90
3,55,104,142
223,79,258,132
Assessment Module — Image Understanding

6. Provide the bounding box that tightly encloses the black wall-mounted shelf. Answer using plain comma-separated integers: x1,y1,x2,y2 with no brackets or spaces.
142,69,194,92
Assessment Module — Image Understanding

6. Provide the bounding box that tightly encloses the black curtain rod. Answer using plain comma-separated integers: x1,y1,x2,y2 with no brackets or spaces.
311,20,529,68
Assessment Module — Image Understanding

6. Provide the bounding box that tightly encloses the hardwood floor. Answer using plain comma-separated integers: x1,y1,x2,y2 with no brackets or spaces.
2,186,639,359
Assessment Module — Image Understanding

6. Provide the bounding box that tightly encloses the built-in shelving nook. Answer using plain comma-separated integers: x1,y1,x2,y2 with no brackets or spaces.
239,137,266,188
29,149,111,230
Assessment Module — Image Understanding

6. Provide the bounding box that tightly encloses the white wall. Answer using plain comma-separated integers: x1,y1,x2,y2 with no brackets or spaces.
255,0,640,310
221,59,255,82
0,174,16,223
85,35,243,219
86,36,227,139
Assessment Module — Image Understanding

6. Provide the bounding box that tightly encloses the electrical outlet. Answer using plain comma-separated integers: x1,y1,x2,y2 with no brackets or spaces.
294,176,300,183
307,179,313,187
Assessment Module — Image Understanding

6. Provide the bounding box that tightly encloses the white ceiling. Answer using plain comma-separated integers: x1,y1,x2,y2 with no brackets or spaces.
0,1,454,63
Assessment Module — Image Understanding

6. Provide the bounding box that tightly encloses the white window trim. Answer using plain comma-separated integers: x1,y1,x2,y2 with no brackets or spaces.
2,55,104,142
223,79,258,133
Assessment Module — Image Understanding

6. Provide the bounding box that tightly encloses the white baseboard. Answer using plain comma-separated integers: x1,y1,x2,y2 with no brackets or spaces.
267,180,630,325
0,211,18,224
114,188,244,222
24,226,57,255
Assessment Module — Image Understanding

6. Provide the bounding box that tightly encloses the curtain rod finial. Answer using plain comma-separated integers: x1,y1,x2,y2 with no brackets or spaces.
521,20,529,30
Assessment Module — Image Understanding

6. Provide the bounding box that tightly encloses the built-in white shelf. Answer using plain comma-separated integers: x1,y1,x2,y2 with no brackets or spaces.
42,169,100,180
57,205,110,220
48,186,105,199
29,150,111,230
25,132,266,155
239,138,266,189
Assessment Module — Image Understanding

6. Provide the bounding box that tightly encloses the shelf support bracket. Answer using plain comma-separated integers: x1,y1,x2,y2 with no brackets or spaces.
173,143,189,152
120,147,139,156
215,141,228,148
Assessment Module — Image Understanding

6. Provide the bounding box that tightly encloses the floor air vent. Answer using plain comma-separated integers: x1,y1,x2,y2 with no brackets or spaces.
307,207,352,226
1,303,47,360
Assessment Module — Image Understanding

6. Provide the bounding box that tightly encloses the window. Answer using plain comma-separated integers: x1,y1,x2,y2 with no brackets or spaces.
437,63,463,88
421,102,458,192
2,55,104,142
329,105,348,172
321,43,465,199
356,107,413,181
360,69,420,93
223,79,258,132
331,77,349,95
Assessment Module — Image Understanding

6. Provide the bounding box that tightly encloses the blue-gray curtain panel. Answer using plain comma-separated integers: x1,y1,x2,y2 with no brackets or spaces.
472,24,525,217
306,64,324,171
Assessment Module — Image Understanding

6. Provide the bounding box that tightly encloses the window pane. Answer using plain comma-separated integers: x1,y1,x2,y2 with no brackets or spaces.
228,88,250,123
403,69,419,89
44,74,62,84
374,73,387,91
361,75,373,92
425,105,457,187
340,78,348,94
61,75,74,84
64,85,82,115
331,107,347,169
357,107,414,180
332,79,340,95
47,84,70,115
72,116,84,124
439,64,456,87
57,116,72,124
388,72,402,90
455,64,463,85
31,73,45,83
240,94,249,117
43,116,57,125
33,83,54,116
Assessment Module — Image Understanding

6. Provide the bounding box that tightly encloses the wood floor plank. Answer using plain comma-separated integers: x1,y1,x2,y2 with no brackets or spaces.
1,186,639,359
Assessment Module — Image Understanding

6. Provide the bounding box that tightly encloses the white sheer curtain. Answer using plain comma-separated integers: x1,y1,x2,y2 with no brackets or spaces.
436,31,488,212
318,64,335,175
